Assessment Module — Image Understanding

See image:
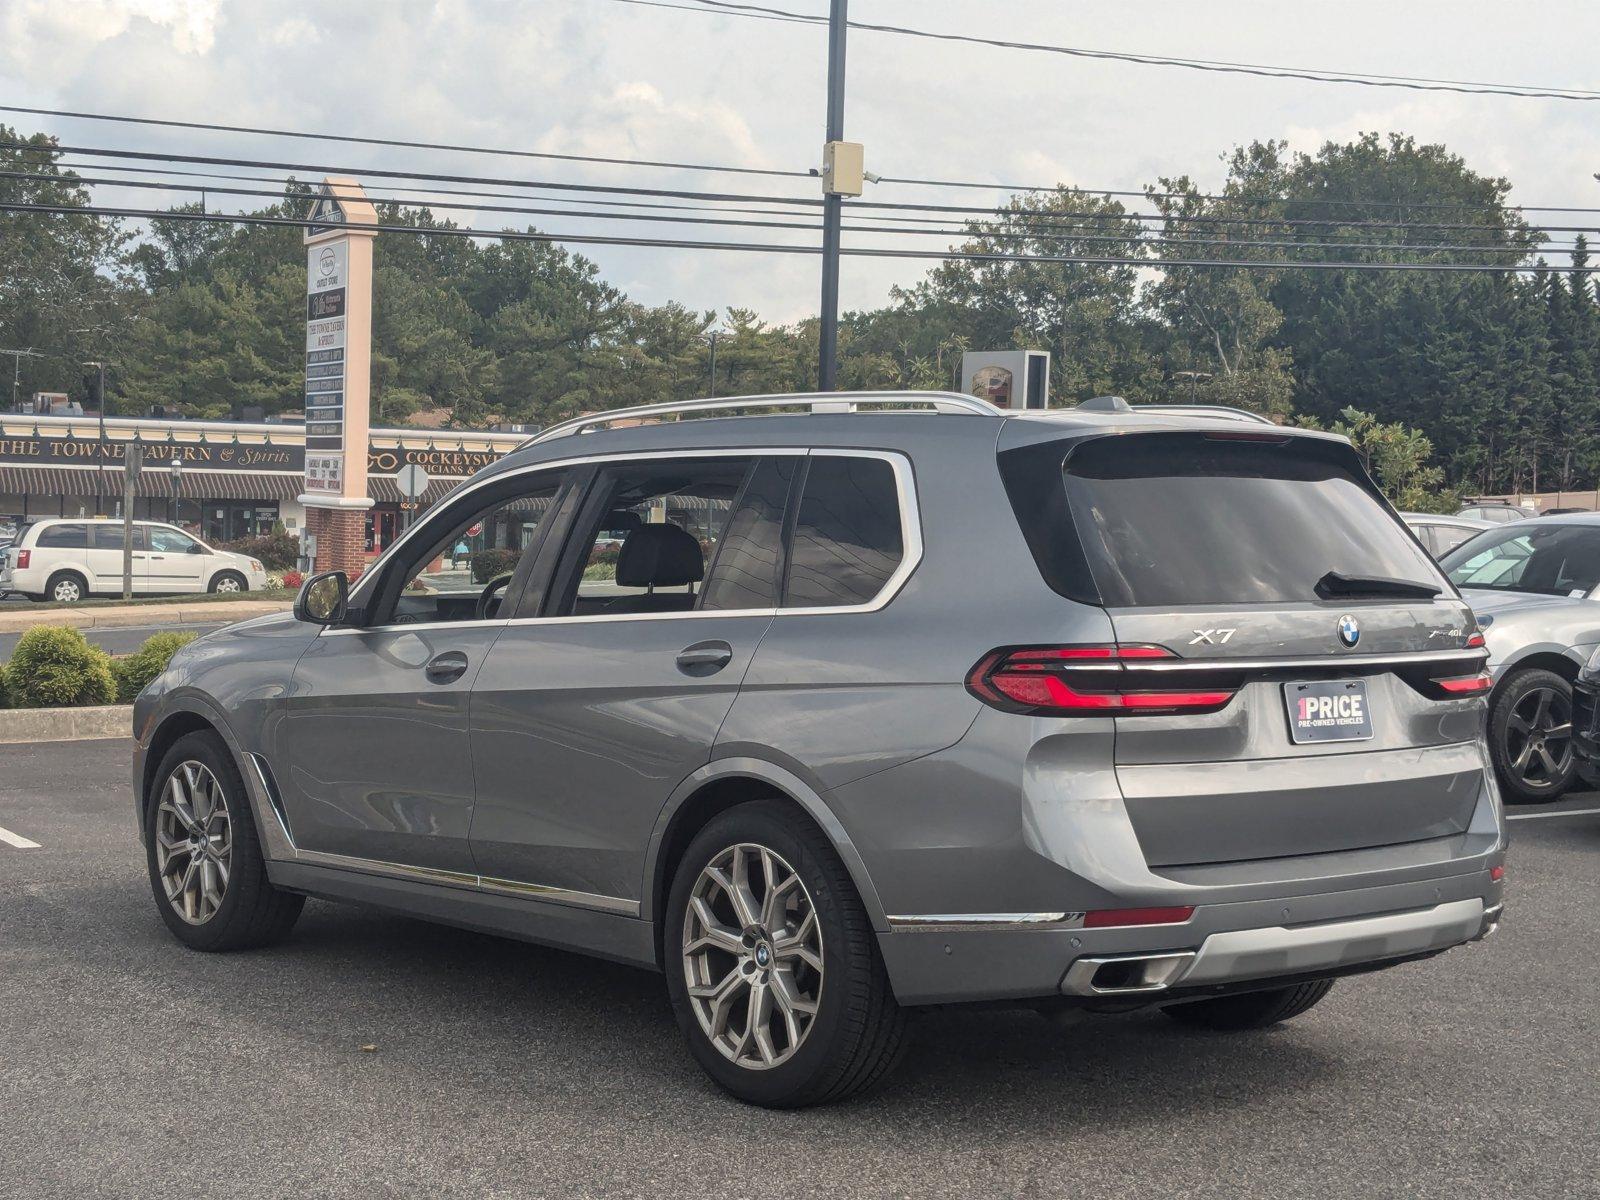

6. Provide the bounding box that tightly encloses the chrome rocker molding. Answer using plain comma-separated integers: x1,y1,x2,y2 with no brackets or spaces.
242,753,638,917
1059,898,1486,997
886,912,1086,932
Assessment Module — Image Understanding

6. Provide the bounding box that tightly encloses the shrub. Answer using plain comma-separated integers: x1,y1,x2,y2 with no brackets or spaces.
283,569,304,590
6,626,116,708
470,548,520,583
111,631,197,703
0,662,10,710
221,530,298,571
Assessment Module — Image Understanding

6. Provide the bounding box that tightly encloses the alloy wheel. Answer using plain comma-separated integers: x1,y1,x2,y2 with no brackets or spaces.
214,576,242,593
1505,685,1573,790
682,843,824,1071
53,578,82,602
154,761,233,924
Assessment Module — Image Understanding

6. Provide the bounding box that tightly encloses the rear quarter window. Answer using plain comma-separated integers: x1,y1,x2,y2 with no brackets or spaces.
35,523,88,549
782,455,904,608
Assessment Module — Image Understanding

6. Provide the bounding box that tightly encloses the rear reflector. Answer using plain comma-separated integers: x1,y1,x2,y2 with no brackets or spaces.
966,645,1236,717
1437,672,1494,696
1083,906,1196,928
1490,865,1505,883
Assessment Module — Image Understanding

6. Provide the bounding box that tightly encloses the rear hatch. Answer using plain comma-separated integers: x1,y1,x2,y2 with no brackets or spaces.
998,426,1489,868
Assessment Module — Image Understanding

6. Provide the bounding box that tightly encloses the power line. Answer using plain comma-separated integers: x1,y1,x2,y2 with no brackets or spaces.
7,99,1585,224
19,141,1588,238
0,103,809,181
1,140,822,208
18,165,1587,258
5,199,1592,274
635,0,1600,101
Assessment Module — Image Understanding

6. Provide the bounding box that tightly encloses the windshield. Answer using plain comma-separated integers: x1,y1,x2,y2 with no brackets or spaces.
1039,433,1444,607
1440,522,1600,596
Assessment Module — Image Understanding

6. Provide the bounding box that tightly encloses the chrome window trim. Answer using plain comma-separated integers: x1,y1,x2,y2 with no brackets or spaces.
887,912,1086,932
342,445,921,631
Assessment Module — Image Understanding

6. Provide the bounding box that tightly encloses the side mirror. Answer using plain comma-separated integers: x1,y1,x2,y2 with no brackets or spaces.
294,570,349,626
189,542,206,554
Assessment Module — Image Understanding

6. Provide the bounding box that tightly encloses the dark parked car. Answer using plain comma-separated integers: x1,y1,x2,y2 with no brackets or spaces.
131,392,1505,1106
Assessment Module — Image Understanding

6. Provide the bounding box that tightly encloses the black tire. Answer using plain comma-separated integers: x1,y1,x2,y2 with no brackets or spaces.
1163,979,1334,1031
663,800,908,1107
45,570,87,603
144,730,303,951
208,570,248,594
1489,667,1577,804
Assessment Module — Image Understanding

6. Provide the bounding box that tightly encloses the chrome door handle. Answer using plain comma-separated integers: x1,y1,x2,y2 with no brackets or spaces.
424,650,470,683
676,640,733,675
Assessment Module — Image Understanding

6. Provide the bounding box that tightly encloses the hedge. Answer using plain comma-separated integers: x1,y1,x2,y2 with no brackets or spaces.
0,627,197,709
111,632,197,703
221,530,298,571
5,626,116,708
470,548,521,583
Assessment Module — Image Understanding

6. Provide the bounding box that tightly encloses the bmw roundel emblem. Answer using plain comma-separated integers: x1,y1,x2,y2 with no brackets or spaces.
1337,614,1361,648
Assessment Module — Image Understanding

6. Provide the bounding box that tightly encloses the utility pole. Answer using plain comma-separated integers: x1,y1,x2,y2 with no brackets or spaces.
0,347,47,411
817,0,851,392
84,360,108,515
707,328,720,397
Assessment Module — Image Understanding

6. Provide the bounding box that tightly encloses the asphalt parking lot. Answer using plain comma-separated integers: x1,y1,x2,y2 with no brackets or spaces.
2,739,1596,1199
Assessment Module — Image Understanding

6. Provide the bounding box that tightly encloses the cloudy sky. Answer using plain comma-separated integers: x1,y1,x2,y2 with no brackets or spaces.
4,0,1600,322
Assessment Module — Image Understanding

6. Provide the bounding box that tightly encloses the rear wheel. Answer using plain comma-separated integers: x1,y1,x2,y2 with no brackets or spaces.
664,801,907,1107
1490,668,1575,804
144,731,303,951
46,570,86,603
1163,979,1334,1031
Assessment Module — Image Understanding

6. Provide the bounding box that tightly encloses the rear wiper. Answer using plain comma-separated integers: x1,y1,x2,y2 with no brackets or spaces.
1315,571,1442,600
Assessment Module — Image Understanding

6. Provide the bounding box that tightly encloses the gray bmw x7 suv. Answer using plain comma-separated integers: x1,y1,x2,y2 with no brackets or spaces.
132,391,1506,1107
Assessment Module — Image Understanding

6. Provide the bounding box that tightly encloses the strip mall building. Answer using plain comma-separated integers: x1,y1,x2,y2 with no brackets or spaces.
0,412,527,554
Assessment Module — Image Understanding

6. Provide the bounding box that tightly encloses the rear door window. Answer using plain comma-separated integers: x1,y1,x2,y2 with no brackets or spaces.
1442,523,1600,595
782,455,903,609
1004,433,1444,607
92,525,146,550
699,456,796,611
36,523,88,549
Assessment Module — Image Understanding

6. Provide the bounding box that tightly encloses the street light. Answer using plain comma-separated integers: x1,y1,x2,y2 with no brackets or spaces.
1173,370,1213,405
168,453,184,525
82,359,108,515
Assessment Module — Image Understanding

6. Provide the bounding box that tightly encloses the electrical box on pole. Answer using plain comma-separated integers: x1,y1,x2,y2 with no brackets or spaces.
822,141,864,196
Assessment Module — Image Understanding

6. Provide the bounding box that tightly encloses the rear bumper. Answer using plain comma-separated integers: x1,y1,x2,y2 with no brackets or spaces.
876,866,1503,1006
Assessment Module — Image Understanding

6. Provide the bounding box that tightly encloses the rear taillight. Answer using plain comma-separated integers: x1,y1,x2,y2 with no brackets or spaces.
1467,632,1486,648
1436,671,1493,697
965,644,1236,717
14,549,28,569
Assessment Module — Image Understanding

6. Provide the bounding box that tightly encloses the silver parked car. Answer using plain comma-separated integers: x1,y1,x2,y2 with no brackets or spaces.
1402,511,1493,559
1439,512,1600,802
132,393,1505,1107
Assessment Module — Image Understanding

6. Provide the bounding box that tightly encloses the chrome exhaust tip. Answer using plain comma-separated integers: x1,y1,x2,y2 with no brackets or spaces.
1061,950,1196,996
1471,903,1504,943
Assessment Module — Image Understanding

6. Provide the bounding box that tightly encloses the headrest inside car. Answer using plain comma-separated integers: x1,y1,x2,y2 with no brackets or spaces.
615,523,704,588
604,509,643,533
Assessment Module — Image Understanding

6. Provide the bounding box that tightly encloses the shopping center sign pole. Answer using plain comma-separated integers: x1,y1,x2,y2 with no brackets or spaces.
299,179,376,576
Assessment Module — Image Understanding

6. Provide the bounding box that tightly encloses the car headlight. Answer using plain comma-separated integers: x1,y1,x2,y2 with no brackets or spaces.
1585,644,1600,674
248,558,263,572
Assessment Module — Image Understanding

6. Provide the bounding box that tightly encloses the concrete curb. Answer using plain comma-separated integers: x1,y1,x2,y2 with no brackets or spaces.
0,600,291,635
0,705,133,744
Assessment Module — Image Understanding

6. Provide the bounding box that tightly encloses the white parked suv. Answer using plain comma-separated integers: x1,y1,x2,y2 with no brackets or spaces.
0,519,268,602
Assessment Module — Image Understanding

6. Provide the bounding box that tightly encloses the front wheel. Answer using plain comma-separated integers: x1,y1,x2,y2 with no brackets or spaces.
1489,668,1576,804
208,570,247,594
145,731,303,950
1163,980,1334,1030
664,801,907,1107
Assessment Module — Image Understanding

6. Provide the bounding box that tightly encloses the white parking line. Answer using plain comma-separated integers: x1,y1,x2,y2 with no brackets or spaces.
1507,806,1600,822
0,824,41,849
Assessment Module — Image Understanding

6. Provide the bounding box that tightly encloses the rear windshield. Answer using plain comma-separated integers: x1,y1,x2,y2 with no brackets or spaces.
1440,522,1600,596
1001,433,1444,608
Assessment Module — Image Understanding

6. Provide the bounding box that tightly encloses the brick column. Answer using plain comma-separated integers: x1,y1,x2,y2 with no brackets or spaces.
306,506,367,577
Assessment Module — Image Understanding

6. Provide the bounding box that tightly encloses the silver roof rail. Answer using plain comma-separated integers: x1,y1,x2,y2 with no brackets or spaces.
1131,404,1278,426
523,391,1001,446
